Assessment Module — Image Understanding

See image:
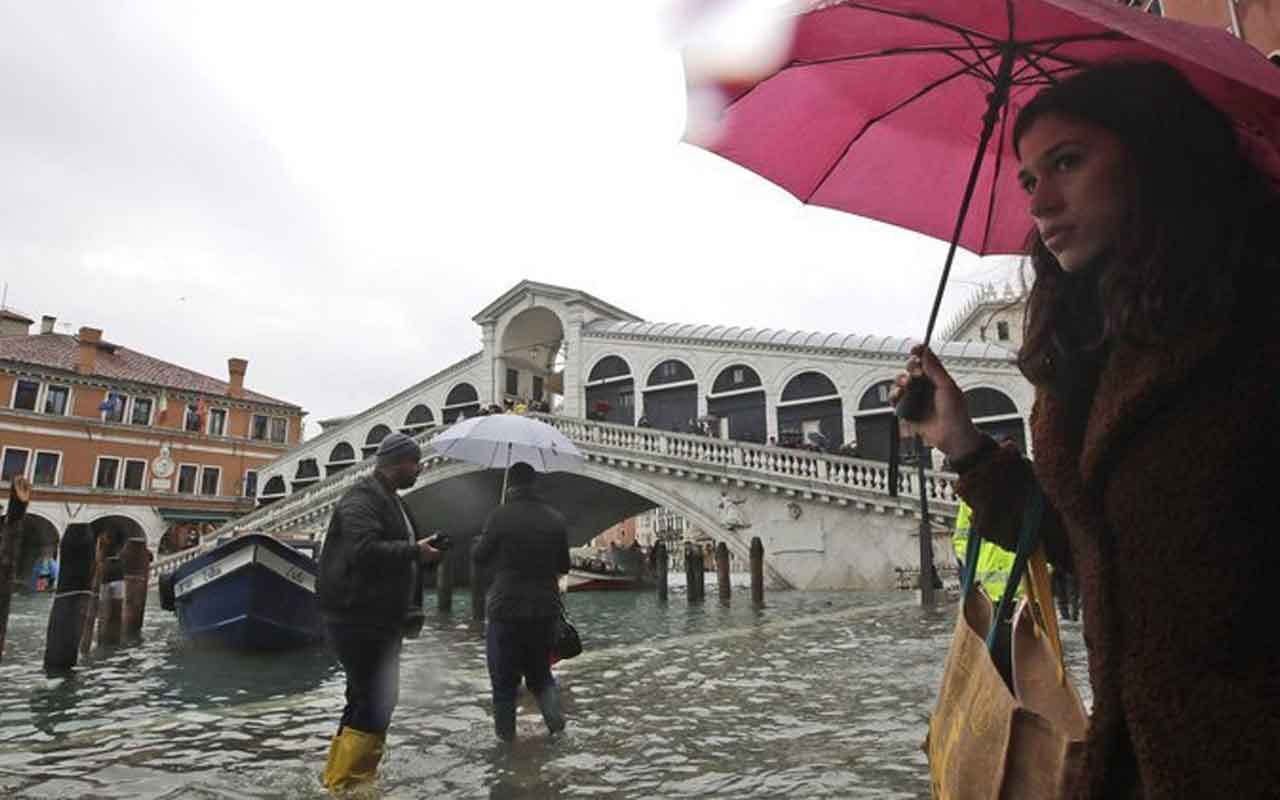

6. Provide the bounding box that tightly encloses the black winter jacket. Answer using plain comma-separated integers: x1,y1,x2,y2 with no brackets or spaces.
473,486,571,620
317,474,423,629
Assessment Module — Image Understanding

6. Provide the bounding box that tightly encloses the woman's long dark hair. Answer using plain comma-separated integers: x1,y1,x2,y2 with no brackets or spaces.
1012,61,1279,385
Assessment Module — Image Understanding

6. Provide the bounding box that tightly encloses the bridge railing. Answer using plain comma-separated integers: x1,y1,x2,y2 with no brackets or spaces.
529,413,958,504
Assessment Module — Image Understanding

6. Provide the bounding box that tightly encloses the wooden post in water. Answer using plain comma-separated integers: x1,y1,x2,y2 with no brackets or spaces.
690,544,706,603
436,551,454,613
654,540,668,603
715,542,731,605
0,477,31,662
44,523,94,672
79,532,109,658
97,542,124,647
750,536,765,609
470,538,486,623
121,539,150,640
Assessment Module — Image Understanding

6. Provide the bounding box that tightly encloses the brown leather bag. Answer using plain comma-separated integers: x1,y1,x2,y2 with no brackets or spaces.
926,493,1088,799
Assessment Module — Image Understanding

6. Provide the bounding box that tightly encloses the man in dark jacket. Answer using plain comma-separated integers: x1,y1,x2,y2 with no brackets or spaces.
316,432,440,791
473,461,571,741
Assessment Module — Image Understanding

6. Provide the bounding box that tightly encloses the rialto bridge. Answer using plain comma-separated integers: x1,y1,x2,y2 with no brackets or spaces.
156,281,1030,590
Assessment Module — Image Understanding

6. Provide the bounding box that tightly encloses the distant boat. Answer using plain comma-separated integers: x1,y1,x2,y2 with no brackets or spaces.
564,547,649,592
159,533,322,650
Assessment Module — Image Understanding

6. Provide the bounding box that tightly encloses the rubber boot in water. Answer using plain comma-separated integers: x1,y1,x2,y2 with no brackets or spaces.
494,701,517,742
536,685,566,734
322,726,385,791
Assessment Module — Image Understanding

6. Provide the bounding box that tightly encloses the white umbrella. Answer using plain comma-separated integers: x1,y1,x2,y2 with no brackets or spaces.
428,414,584,501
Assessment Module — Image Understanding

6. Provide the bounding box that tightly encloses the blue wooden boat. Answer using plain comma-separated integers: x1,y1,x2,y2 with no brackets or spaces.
161,532,322,650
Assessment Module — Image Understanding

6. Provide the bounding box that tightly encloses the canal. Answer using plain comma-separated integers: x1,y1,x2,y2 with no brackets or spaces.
0,586,1089,798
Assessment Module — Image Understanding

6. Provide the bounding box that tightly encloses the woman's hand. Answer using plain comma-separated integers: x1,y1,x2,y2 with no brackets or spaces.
891,345,984,460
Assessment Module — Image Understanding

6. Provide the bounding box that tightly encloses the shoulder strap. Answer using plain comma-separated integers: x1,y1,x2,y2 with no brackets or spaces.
985,484,1044,652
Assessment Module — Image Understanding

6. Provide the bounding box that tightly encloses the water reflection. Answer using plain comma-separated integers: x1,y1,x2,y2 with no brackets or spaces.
0,588,1090,799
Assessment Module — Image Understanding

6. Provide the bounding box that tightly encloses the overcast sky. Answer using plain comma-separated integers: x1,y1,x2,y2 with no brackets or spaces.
1,2,1018,437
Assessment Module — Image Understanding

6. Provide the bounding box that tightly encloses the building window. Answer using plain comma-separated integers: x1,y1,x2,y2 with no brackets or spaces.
251,414,269,440
123,459,147,491
184,404,202,432
200,466,221,496
733,367,745,385
177,464,199,494
532,375,544,401
1,448,30,482
44,385,70,416
269,417,287,444
131,397,153,426
506,368,519,396
102,391,127,423
12,379,39,411
243,470,258,498
95,457,121,489
996,321,1010,341
619,392,634,409
32,451,61,486
207,408,227,437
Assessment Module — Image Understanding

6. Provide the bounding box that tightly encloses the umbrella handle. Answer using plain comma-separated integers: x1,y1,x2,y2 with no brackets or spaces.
499,443,511,505
894,375,935,423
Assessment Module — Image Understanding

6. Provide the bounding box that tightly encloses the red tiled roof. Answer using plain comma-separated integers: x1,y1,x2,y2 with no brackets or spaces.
0,333,299,409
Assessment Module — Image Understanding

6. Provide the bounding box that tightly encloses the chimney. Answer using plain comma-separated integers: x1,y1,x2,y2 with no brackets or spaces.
227,357,248,399
76,327,102,375
40,315,56,335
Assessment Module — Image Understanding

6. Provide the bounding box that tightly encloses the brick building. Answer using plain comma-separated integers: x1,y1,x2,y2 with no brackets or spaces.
0,310,305,581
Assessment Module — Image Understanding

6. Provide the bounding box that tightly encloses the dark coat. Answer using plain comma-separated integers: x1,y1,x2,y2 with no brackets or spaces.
473,485,571,621
956,316,1279,799
317,474,423,629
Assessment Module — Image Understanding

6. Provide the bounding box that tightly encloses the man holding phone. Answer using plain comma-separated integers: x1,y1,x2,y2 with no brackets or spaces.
316,432,446,790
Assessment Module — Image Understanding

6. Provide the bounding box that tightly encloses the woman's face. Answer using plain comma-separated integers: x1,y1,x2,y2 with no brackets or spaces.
1017,113,1131,273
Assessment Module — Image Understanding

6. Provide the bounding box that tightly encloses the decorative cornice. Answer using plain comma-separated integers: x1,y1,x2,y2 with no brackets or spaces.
471,280,642,325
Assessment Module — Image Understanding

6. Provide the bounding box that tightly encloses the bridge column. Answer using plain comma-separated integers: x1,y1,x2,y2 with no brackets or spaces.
481,323,498,406
765,395,779,443
561,317,584,419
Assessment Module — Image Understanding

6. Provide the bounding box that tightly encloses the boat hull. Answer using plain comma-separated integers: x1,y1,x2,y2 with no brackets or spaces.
171,534,322,651
564,569,647,592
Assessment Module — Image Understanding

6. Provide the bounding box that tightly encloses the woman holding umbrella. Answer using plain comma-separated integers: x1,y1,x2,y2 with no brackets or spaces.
896,61,1280,798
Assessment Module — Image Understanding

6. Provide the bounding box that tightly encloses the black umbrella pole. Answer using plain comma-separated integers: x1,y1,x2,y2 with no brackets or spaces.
916,446,936,606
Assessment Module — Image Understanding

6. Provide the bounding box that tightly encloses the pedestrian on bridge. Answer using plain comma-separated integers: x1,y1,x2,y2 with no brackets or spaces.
895,62,1280,798
473,461,572,742
316,432,442,791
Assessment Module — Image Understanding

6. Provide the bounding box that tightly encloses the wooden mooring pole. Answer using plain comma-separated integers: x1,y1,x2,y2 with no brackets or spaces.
78,532,109,658
436,551,454,613
654,540,668,603
44,524,93,672
121,539,150,640
715,542,731,605
96,544,124,648
750,536,765,609
0,477,31,662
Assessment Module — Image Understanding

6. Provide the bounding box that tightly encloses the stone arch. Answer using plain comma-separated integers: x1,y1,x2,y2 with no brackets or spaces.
585,354,635,425
963,385,1026,452
362,424,393,458
643,358,698,433
777,370,843,450
327,441,357,477
402,404,435,435
14,513,59,592
498,306,566,406
443,382,481,423
293,457,320,492
260,475,287,506
707,363,766,443
851,378,899,463
573,461,791,587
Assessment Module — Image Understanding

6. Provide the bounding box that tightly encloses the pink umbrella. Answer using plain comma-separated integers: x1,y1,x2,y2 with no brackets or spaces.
683,0,1280,600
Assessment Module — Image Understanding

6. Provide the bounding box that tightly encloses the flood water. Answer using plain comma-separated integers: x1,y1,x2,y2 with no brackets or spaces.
0,583,1089,799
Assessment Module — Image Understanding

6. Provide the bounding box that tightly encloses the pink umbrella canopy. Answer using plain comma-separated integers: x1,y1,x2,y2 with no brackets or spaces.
686,0,1280,259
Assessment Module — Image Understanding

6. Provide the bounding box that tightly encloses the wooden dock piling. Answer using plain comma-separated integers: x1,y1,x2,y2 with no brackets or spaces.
654,540,668,603
715,542,731,605
750,536,765,609
121,539,150,639
44,523,93,672
0,477,31,662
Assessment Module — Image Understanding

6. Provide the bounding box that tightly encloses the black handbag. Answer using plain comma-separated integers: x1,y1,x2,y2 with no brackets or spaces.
552,611,582,660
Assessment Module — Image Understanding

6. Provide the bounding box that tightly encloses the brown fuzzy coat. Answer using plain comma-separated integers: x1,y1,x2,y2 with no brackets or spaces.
956,317,1280,799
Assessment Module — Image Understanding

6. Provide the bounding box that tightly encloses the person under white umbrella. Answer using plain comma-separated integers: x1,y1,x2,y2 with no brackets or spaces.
428,414,583,502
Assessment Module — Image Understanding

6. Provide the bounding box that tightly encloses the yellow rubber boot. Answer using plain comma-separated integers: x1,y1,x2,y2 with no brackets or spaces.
322,727,386,792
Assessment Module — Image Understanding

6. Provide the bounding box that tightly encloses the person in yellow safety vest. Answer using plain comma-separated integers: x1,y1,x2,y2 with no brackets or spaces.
952,499,1020,603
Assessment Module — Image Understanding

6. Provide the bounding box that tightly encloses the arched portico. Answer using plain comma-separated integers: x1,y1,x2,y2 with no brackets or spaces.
14,514,59,592
497,306,565,410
